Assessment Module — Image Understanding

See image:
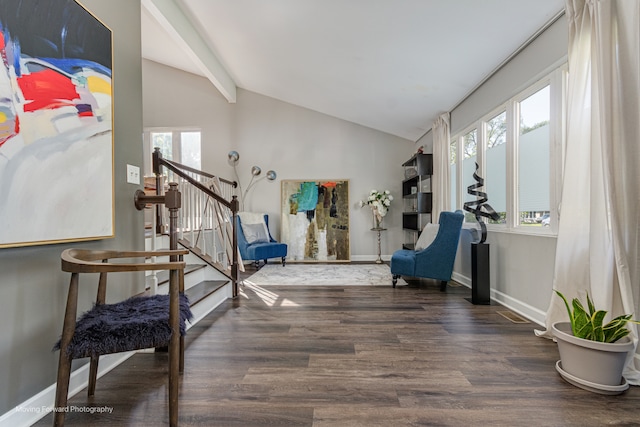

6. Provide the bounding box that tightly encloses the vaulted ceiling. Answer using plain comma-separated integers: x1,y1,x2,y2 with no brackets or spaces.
141,0,565,142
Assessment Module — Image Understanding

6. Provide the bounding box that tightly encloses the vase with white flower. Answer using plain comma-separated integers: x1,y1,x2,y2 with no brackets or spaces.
359,189,393,229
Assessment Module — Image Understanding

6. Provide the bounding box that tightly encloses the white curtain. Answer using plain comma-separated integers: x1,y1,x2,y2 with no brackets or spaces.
432,112,451,223
537,0,640,384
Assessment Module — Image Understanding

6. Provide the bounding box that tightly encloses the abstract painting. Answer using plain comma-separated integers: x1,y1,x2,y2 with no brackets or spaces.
0,0,113,248
281,180,350,262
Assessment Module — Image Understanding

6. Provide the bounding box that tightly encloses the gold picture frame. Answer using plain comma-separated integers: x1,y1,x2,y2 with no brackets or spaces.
281,179,350,262
0,0,114,248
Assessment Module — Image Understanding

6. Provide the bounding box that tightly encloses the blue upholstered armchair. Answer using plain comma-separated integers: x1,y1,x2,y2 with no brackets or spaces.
237,214,287,268
390,210,464,291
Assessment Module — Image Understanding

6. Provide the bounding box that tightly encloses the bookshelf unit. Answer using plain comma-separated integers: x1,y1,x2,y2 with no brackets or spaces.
401,153,433,249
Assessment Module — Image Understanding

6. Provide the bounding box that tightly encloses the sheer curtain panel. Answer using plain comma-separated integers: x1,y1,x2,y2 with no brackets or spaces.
537,0,640,384
432,113,451,223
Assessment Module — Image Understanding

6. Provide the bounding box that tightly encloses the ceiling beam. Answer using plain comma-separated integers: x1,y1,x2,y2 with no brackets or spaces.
142,0,236,103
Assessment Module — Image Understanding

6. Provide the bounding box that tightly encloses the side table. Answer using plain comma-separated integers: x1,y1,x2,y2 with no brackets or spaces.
371,227,387,263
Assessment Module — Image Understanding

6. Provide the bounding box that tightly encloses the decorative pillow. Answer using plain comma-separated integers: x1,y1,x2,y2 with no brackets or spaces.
415,223,439,250
243,222,270,244
238,212,268,225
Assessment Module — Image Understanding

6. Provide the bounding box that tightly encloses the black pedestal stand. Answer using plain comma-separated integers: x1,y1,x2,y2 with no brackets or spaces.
471,242,491,305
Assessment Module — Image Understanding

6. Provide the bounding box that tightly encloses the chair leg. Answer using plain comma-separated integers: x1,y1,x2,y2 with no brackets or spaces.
440,280,448,292
54,272,79,426
53,352,72,427
179,335,185,374
168,280,180,427
88,355,99,396
281,257,286,267
392,275,398,288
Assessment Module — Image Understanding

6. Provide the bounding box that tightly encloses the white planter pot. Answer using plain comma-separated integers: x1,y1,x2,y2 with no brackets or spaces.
552,322,633,394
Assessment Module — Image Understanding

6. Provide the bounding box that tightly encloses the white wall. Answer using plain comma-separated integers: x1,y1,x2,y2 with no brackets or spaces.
453,229,557,323
142,60,415,260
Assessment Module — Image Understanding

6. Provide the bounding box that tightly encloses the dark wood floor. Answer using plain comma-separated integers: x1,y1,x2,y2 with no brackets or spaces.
36,268,640,426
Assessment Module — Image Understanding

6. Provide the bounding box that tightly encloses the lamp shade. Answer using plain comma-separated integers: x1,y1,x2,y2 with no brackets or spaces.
228,150,239,165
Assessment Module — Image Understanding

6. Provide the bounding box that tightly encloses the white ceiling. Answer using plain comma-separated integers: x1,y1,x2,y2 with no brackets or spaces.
141,0,565,142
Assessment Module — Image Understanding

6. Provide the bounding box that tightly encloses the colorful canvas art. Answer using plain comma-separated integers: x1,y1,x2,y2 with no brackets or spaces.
0,0,113,248
281,180,350,262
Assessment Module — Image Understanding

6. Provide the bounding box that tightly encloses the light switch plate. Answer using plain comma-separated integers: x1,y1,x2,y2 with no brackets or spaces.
127,164,140,185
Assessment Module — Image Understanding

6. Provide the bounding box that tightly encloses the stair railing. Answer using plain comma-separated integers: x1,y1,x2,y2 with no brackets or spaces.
149,147,240,296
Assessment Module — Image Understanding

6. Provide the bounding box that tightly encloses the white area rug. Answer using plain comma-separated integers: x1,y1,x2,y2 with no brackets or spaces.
244,263,408,287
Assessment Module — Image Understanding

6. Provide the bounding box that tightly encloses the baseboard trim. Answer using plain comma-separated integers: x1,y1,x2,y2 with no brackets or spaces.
189,282,232,324
349,255,391,262
1,284,231,427
491,289,546,327
451,271,471,287
450,272,546,326
0,351,134,427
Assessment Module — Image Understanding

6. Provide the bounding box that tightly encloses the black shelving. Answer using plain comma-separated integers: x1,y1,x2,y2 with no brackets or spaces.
401,153,433,249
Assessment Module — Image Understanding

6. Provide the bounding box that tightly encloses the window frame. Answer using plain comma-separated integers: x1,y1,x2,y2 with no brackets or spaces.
449,65,566,236
143,127,202,176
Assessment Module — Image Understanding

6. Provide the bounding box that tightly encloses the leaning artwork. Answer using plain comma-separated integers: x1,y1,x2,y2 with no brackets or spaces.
281,179,350,262
0,0,113,248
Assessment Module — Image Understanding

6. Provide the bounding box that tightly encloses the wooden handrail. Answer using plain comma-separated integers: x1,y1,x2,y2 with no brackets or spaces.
162,157,237,188
150,148,240,296
153,149,236,209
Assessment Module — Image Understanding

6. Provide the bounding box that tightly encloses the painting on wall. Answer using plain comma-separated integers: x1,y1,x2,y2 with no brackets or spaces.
281,179,350,262
0,0,114,248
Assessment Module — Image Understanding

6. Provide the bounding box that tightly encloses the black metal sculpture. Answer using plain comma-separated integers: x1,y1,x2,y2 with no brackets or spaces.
463,162,500,243
463,163,499,305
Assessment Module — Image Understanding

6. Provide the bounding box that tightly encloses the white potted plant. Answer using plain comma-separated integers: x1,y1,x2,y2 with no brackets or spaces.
552,290,639,394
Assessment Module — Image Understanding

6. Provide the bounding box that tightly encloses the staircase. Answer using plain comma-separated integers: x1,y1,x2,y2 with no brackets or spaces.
145,233,232,324
140,147,242,323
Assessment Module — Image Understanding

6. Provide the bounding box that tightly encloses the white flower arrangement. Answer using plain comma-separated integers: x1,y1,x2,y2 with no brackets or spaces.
359,189,393,221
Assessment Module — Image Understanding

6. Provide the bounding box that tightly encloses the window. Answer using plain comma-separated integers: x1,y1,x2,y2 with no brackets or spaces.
485,111,506,224
461,128,478,223
151,132,173,161
449,66,564,234
517,85,550,227
144,129,202,175
180,131,202,170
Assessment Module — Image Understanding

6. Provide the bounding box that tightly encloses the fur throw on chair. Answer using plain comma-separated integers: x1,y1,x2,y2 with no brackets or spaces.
53,293,192,359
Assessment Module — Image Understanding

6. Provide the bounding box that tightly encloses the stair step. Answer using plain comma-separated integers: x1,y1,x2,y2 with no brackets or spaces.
185,280,228,306
155,264,206,285
178,238,232,280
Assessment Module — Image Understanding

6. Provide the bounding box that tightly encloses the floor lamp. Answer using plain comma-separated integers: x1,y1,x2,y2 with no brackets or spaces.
228,150,277,211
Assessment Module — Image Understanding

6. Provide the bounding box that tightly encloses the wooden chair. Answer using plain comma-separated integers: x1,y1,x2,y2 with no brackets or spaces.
53,248,191,427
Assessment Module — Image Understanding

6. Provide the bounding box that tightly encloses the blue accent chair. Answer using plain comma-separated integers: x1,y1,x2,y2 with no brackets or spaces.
390,210,464,291
237,214,287,268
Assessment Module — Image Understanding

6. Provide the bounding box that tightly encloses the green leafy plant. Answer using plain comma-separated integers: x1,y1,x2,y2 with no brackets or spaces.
554,290,640,343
